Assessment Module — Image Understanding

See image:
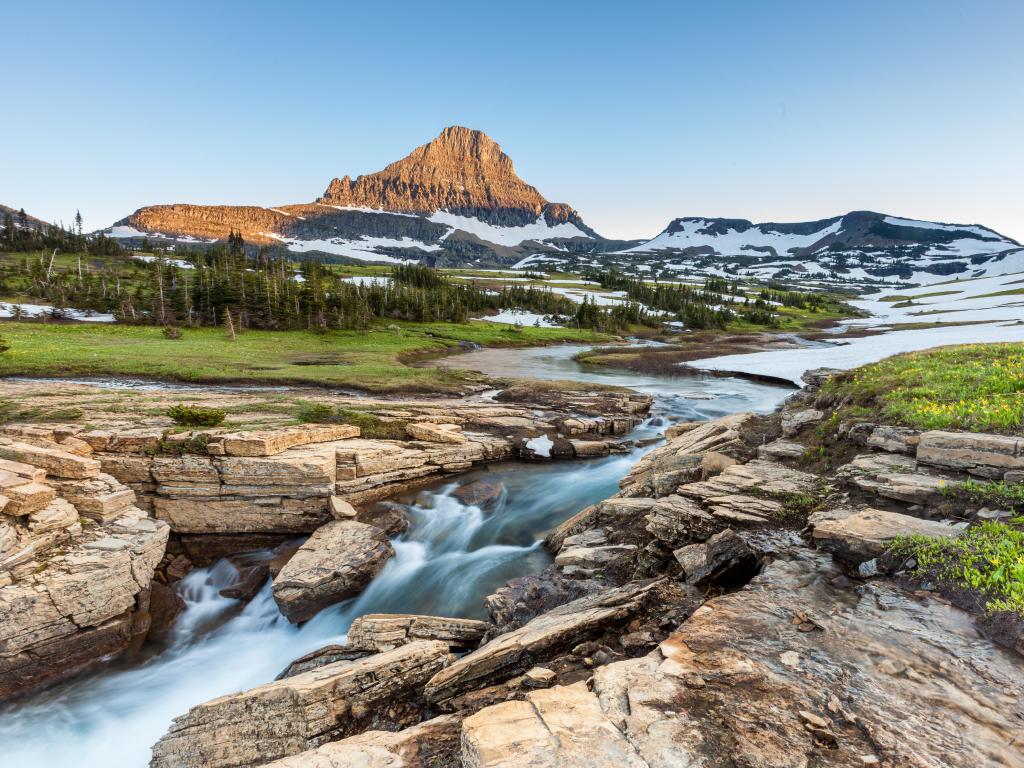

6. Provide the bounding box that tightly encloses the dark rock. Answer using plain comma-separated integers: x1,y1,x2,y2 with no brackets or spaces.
148,581,186,638
219,564,269,602
673,528,760,587
451,481,506,509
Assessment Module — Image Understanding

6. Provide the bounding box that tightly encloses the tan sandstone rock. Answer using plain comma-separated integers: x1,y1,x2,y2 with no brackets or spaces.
348,613,490,652
272,521,394,623
149,640,453,768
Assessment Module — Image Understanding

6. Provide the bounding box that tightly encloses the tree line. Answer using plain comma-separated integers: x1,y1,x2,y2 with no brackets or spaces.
1,234,644,332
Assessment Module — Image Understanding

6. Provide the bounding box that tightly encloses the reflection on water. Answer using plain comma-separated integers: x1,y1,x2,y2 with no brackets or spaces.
0,344,790,767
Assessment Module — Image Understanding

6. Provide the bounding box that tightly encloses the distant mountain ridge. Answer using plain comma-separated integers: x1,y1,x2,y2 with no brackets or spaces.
1,204,50,231
612,210,1023,286
100,128,1023,287
107,126,614,265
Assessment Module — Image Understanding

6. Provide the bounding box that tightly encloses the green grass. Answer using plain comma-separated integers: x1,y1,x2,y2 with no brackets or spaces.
877,289,962,302
295,401,409,439
819,343,1024,433
0,320,611,394
888,522,1024,614
949,479,1024,508
971,287,1024,300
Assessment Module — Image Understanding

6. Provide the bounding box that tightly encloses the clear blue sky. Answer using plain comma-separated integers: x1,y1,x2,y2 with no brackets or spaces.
2,0,1021,242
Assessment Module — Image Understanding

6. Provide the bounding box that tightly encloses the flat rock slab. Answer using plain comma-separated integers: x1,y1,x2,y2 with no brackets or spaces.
678,459,820,500
597,554,1024,767
261,714,461,768
219,424,360,457
150,640,452,768
0,440,101,479
461,682,648,768
348,613,491,652
405,422,466,444
917,430,1024,479
811,507,961,564
837,453,959,505
423,580,657,704
272,520,394,623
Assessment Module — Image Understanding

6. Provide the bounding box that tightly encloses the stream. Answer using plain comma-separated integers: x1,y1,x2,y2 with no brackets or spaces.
0,345,792,768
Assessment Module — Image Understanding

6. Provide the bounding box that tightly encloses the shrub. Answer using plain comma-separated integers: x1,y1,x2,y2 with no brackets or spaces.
296,402,335,423
295,401,407,439
162,326,183,340
167,404,226,427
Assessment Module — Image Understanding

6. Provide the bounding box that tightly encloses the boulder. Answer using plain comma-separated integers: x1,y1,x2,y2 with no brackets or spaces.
570,440,609,457
1,481,56,516
328,495,358,519
917,430,1024,479
554,544,636,571
272,521,394,623
150,640,453,768
811,507,961,564
423,581,657,704
757,440,805,460
347,613,490,652
452,481,506,509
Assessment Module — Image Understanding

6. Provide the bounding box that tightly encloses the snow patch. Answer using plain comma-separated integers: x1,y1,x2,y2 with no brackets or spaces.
474,309,561,327
429,212,589,247
525,434,554,458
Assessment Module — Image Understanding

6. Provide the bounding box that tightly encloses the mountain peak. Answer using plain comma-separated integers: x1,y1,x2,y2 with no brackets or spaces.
319,126,547,224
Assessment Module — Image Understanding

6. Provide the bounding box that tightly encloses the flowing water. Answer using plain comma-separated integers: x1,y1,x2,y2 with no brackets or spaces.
0,345,791,767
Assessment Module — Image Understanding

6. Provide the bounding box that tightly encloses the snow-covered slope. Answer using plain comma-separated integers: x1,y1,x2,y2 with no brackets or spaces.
619,211,1022,290
689,269,1024,384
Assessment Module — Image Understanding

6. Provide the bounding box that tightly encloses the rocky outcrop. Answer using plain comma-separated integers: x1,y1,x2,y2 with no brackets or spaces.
347,613,490,652
150,640,454,768
261,715,461,768
837,452,961,505
916,430,1024,479
0,439,169,699
459,553,1024,766
272,521,394,623
461,682,648,768
423,581,658,705
405,422,466,444
810,507,962,565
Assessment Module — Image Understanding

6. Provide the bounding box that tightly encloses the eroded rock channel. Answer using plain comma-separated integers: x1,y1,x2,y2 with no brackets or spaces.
2,355,1021,767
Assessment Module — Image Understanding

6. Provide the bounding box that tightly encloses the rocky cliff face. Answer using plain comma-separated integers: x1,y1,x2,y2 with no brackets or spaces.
319,126,556,226
108,126,605,265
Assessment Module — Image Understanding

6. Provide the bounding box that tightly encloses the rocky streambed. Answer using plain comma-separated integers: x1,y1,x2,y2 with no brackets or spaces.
4,348,1021,767
0,351,789,766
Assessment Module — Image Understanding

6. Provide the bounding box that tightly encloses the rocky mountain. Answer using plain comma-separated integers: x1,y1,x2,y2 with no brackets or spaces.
606,210,1024,289
107,127,626,266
